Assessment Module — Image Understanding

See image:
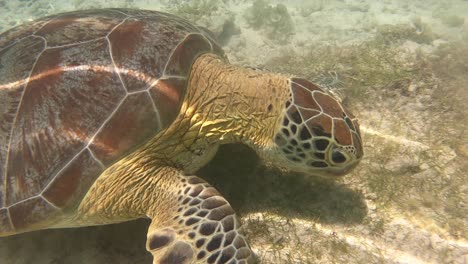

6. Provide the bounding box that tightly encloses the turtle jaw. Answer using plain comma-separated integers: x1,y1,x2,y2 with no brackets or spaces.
307,158,361,178
264,144,362,179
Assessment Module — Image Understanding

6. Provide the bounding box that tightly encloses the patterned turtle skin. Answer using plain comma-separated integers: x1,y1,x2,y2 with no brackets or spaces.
0,8,363,264
273,78,363,177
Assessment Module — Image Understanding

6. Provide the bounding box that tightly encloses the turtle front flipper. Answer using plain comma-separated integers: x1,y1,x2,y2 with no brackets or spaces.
75,165,255,264
146,173,255,264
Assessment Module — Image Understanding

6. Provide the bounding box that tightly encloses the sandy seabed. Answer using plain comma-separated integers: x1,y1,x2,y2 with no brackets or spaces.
1,0,467,263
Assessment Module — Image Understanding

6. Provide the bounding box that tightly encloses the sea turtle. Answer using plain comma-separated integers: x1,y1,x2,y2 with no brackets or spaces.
0,8,363,264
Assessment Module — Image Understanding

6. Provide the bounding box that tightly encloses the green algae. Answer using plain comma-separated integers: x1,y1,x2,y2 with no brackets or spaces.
243,0,294,44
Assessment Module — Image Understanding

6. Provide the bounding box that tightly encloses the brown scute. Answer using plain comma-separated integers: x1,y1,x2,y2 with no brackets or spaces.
291,78,324,93
164,33,213,77
0,18,50,49
306,114,333,137
183,208,197,216
197,251,206,260
206,234,223,252
0,208,13,234
334,119,352,145
233,236,247,249
314,92,344,118
291,80,321,111
196,209,208,217
199,188,221,199
299,109,321,121
89,92,160,166
160,241,194,264
220,247,236,263
185,217,201,226
5,39,124,205
8,196,59,231
224,231,236,247
148,229,175,251
42,149,104,208
223,230,237,247
108,19,144,58
35,10,127,46
182,198,191,205
189,185,203,197
236,248,252,259
199,222,217,236
188,231,196,238
0,36,45,87
196,239,206,248
149,78,186,127
187,176,205,185
108,19,152,92
287,106,303,124
149,234,171,250
109,16,197,92
201,197,227,210
0,37,45,208
207,252,220,263
299,126,312,140
21,47,63,105
221,216,235,232
207,205,236,221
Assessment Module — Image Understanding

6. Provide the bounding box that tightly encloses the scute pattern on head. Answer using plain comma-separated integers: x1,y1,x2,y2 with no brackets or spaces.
274,78,362,176
0,8,224,232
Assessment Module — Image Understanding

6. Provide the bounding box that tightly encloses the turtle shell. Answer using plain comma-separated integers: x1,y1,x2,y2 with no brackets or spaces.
0,8,224,232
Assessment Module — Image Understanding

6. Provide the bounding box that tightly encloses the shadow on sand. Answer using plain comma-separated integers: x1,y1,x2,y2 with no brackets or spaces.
200,144,367,225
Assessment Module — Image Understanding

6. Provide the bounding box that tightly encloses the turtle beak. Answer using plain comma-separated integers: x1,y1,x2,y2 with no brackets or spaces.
320,160,360,177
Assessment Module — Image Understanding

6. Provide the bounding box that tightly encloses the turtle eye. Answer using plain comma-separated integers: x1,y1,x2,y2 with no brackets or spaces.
331,149,347,164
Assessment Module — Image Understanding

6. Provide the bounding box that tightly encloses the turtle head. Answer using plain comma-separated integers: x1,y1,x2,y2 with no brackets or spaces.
268,78,363,178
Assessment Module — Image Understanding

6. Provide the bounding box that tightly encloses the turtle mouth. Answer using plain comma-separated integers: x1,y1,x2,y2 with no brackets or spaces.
291,152,360,178
316,160,360,177
267,139,361,178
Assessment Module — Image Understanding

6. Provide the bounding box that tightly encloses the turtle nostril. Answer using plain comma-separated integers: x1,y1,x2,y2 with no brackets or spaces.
331,149,347,164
